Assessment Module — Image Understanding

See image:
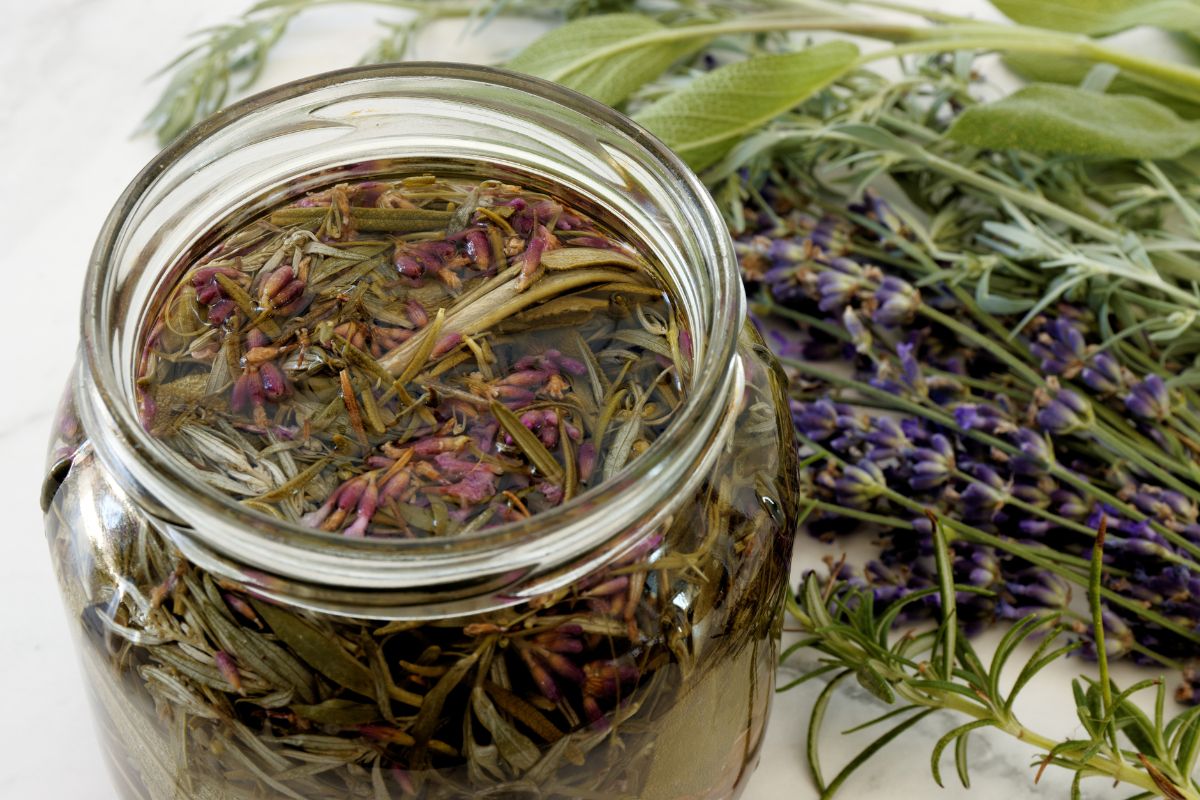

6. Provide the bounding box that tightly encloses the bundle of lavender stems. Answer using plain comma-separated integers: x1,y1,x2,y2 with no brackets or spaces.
734,185,1200,700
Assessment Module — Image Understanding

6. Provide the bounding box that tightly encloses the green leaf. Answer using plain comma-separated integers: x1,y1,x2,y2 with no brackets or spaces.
990,0,1200,35
250,599,375,698
948,84,1200,159
634,42,860,171
931,720,993,788
506,13,707,107
820,709,937,799
1004,53,1200,119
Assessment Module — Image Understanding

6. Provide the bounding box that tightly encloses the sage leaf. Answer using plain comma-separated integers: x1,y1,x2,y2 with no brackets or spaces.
633,42,860,171
507,13,708,106
947,84,1200,159
990,0,1200,35
1004,53,1200,119
250,599,376,698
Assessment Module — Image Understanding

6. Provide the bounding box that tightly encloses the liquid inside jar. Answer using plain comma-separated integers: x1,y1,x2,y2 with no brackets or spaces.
138,174,689,535
48,169,795,800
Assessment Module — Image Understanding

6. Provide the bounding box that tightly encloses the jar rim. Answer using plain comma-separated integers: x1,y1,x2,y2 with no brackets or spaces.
79,62,744,603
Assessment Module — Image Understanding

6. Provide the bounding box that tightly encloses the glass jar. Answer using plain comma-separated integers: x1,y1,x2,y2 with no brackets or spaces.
42,64,799,800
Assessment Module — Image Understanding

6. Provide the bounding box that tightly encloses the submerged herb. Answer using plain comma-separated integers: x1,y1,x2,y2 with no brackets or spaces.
139,174,685,537
45,171,799,798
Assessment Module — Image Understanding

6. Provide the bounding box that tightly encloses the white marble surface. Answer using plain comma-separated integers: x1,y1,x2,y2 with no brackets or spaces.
0,2,1176,798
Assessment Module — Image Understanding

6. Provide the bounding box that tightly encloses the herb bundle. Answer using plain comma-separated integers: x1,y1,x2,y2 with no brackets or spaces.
133,0,1200,796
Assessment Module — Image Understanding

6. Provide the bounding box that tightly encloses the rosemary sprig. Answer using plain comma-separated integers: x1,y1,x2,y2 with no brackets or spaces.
787,514,1200,800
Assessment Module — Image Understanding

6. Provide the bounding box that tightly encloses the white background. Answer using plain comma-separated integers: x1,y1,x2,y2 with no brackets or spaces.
0,1,1171,798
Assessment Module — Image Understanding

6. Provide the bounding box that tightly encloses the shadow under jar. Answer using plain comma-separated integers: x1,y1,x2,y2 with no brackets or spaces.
42,64,799,800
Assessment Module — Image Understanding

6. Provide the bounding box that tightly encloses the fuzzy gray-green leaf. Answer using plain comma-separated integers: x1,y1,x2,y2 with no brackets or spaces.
633,42,860,171
990,0,1200,35
948,84,1200,159
1004,53,1200,119
507,13,708,107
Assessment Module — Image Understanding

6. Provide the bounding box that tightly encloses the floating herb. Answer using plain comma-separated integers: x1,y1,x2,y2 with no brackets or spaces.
139,174,685,535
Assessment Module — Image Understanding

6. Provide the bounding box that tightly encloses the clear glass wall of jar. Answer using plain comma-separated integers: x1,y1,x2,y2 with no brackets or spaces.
42,64,800,800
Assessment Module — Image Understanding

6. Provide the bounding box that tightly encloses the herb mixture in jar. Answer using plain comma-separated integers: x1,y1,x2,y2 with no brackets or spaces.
81,172,793,799
139,174,690,535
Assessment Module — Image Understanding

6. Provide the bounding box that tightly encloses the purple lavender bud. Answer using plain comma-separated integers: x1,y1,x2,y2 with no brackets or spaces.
1012,482,1050,507
1018,519,1054,537
1012,428,1054,465
835,460,888,507
1053,489,1089,519
909,433,955,491
1005,570,1070,609
864,417,911,460
1036,390,1092,434
1030,318,1086,377
872,276,921,327
810,217,850,254
1132,485,1197,523
961,478,1007,521
791,398,858,443
259,362,289,402
816,269,861,314
1124,375,1172,420
953,403,1014,435
767,237,808,268
1081,352,1124,395
842,307,872,353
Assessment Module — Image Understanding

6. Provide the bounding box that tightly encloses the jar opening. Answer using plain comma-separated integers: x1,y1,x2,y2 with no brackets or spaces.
78,64,744,607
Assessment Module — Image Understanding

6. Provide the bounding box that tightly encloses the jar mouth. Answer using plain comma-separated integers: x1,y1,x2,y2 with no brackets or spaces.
79,63,743,600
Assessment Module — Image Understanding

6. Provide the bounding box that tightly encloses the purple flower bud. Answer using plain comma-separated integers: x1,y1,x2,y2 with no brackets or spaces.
816,269,861,314
1030,318,1086,378
1124,375,1172,420
842,307,872,353
909,434,955,491
791,398,859,443
864,417,911,460
1081,352,1124,395
1036,390,1092,434
953,403,1015,435
767,237,808,268
1018,519,1054,537
1132,485,1197,523
1012,428,1053,465
872,276,921,327
259,362,289,401
810,217,850,255
1005,570,1070,609
961,477,1007,521
835,460,888,507
1053,489,1088,519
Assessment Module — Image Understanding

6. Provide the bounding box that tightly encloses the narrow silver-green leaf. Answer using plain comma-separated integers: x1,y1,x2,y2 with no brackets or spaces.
991,0,1200,35
633,42,860,171
948,84,1200,159
507,13,708,107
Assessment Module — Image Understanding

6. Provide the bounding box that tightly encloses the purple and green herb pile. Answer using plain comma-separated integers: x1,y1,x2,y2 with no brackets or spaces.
140,174,686,535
